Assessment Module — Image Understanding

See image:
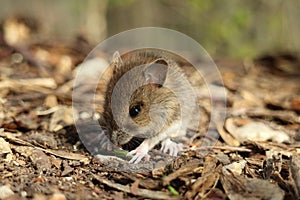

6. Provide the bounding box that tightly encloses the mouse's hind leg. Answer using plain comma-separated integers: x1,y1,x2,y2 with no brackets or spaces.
160,127,186,157
160,138,183,156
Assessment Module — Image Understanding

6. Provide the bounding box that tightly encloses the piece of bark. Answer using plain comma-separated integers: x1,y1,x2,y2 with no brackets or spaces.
221,168,284,200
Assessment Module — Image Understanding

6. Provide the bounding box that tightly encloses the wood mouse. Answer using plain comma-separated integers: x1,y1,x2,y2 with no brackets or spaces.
97,48,200,164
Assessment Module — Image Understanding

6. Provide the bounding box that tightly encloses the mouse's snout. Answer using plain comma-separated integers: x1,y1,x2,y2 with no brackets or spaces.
110,129,133,146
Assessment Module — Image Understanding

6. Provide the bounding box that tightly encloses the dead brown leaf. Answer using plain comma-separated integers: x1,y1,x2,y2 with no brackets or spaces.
221,168,284,200
226,118,290,143
49,105,74,132
130,180,140,195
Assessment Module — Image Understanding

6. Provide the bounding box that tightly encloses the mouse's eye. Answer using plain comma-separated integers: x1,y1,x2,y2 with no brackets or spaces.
129,103,143,118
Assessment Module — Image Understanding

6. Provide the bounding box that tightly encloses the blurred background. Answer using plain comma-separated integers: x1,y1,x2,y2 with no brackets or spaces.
0,0,299,59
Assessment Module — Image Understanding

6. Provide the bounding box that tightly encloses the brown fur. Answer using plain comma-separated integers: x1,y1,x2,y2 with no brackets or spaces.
98,48,198,146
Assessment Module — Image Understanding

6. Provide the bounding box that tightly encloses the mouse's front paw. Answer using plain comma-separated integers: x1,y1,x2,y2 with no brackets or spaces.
160,138,183,156
127,146,150,164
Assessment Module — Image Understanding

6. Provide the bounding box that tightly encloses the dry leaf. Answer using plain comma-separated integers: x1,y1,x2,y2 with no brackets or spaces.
0,185,14,199
216,122,240,146
130,180,140,195
61,160,73,176
291,97,300,111
0,137,13,162
222,160,246,175
29,149,52,171
29,132,58,149
186,172,219,200
50,156,62,169
49,105,74,132
221,168,284,200
0,137,12,154
226,119,290,143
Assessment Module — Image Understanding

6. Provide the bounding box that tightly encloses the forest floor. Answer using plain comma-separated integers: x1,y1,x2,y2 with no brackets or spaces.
1,18,300,200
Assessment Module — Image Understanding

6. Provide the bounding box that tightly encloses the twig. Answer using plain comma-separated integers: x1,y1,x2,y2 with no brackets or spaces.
92,173,178,200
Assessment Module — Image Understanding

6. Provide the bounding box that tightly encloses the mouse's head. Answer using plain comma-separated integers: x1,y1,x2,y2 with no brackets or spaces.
101,51,181,146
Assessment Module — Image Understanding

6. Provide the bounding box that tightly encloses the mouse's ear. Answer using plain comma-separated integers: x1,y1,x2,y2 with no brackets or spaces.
144,58,168,85
111,51,123,67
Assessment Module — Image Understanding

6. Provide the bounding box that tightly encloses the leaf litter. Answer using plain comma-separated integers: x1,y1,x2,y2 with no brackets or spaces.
0,16,300,200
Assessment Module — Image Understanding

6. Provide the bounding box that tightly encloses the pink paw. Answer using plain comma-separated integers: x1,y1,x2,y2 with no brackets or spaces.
127,146,150,164
160,138,183,156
